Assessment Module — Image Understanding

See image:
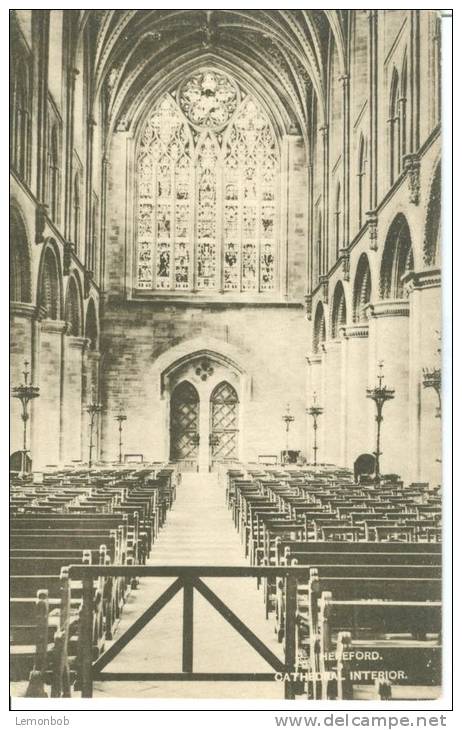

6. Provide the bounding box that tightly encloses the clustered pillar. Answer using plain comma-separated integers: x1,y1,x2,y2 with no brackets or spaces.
305,285,441,486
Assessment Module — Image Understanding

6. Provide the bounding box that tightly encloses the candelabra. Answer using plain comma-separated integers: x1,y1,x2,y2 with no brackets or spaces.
114,407,127,464
366,361,395,481
12,361,40,475
306,392,324,466
422,367,441,418
85,388,102,468
282,404,295,451
423,335,442,418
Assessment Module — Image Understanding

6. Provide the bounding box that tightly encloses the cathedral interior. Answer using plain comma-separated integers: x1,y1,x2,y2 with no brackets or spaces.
9,9,445,704
10,8,442,484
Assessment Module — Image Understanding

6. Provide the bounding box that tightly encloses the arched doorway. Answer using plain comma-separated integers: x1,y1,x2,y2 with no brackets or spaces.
210,381,239,467
170,381,200,468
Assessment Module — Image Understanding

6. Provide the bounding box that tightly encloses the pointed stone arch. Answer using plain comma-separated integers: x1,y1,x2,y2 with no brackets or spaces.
37,238,63,320
331,280,347,338
423,160,441,267
313,301,326,353
10,202,32,303
64,273,84,336
85,297,99,350
380,213,414,299
353,253,372,323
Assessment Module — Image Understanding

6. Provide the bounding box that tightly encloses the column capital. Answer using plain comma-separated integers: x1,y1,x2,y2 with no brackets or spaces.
339,248,350,281
84,269,94,298
403,153,421,205
63,241,75,276
40,318,67,334
10,302,37,320
365,210,379,251
35,202,48,245
319,275,329,304
340,324,369,340
402,269,441,294
366,300,410,320
304,293,313,321
67,336,90,351
86,349,101,362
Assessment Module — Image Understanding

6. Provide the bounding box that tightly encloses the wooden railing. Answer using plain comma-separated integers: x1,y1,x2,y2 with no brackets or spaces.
69,565,310,699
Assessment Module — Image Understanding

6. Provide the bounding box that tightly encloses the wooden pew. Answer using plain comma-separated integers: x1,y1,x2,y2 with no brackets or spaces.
315,590,441,700
10,569,76,697
10,589,51,696
297,568,441,699
270,542,441,641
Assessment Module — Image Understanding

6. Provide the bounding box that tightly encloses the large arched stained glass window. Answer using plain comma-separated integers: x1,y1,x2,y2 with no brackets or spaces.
136,69,279,294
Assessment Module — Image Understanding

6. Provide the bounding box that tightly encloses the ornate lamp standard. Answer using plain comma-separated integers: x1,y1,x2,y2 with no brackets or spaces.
114,406,127,464
306,391,323,466
423,336,442,418
280,404,295,464
366,361,395,481
282,404,295,451
422,367,441,418
12,360,40,475
85,388,102,468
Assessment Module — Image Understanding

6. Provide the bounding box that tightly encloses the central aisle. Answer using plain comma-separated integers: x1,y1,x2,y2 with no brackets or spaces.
93,471,285,699
150,471,249,566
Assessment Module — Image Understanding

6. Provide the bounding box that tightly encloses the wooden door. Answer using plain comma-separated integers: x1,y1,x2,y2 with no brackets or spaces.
170,381,200,468
210,381,239,465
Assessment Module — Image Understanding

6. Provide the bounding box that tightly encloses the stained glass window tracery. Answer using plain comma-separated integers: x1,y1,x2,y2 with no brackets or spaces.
136,69,279,294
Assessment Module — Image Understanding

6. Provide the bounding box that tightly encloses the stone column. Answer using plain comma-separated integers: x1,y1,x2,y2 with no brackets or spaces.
366,300,410,481
405,270,441,485
306,354,323,463
368,10,378,211
10,303,36,458
36,319,66,468
323,340,342,465
319,125,329,274
85,117,97,271
62,335,88,465
64,66,79,239
339,74,350,246
340,324,371,470
34,11,50,203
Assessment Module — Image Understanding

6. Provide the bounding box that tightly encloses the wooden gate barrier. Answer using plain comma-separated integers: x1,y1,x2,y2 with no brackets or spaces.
68,565,308,699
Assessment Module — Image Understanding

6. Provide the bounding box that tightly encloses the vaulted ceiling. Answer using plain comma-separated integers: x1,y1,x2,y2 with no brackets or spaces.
77,10,348,140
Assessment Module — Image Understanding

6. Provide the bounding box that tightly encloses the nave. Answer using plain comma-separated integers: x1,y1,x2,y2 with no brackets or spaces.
10,463,442,701
10,8,444,705
93,472,284,699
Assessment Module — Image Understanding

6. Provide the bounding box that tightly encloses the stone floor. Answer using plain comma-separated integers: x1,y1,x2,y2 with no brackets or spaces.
93,471,285,699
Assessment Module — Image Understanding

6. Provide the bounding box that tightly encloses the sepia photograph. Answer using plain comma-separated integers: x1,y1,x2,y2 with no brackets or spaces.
9,7,448,709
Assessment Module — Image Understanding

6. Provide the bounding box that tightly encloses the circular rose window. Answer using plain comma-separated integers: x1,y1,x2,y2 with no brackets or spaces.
179,70,239,130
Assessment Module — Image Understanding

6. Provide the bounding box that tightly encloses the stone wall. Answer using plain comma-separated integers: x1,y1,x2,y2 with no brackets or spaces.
100,301,307,465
